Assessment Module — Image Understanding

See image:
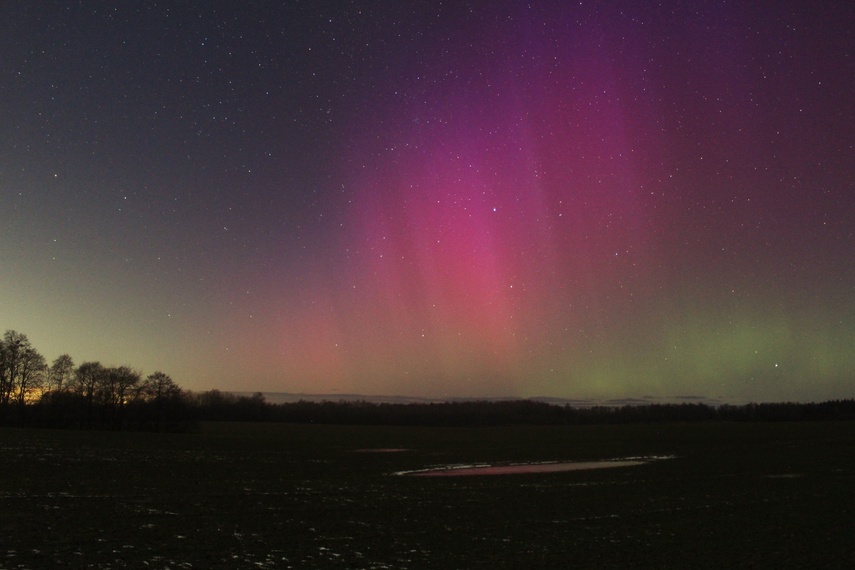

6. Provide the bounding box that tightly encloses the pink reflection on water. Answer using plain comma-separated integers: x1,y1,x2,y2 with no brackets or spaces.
405,459,648,477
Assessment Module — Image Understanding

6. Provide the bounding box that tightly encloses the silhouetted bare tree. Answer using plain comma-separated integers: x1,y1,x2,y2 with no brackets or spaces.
0,331,47,423
15,345,46,407
48,354,75,393
96,366,142,428
141,371,180,401
1,331,29,413
71,361,106,427
141,371,184,430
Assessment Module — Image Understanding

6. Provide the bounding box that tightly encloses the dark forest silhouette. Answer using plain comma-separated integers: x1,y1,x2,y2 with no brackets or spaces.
1,330,186,430
2,329,854,430
184,396,855,426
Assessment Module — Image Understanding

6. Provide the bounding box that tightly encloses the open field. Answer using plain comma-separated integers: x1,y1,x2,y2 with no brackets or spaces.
2,421,855,569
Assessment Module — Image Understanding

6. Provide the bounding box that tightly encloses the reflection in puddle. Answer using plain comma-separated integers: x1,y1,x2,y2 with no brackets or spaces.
396,456,672,477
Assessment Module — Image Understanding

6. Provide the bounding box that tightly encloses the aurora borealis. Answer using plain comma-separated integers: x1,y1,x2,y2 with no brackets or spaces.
1,2,853,402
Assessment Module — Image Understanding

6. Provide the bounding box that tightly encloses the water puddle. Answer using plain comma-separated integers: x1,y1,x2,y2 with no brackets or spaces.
395,456,672,477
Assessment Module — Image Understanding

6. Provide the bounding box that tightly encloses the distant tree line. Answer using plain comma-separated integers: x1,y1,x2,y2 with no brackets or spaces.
183,397,855,426
3,329,855,430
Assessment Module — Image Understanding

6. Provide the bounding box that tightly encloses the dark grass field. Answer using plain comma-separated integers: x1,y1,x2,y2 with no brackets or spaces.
2,421,854,569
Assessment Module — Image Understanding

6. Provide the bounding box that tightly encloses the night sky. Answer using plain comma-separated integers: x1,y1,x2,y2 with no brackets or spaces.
2,1,853,402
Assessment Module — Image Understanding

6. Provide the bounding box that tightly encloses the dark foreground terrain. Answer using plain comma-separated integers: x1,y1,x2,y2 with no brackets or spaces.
2,421,854,569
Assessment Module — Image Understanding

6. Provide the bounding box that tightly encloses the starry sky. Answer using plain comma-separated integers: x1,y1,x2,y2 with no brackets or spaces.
2,1,853,402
